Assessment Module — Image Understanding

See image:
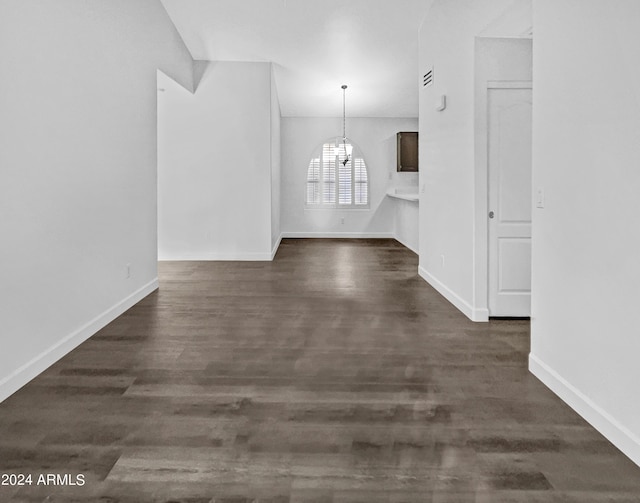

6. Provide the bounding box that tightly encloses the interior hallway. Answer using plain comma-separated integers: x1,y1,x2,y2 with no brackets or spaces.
1,239,639,502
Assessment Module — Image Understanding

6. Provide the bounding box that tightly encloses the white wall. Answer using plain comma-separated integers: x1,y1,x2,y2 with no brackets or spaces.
281,117,418,238
0,0,193,402
158,62,274,260
417,0,531,321
391,170,419,254
530,0,640,467
394,199,419,254
270,68,282,253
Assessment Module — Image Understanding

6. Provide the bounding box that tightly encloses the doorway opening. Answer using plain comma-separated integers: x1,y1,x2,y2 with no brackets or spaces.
473,37,533,318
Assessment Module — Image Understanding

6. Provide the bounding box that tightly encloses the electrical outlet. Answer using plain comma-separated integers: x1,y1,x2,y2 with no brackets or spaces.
440,255,445,268
341,217,345,225
126,263,131,279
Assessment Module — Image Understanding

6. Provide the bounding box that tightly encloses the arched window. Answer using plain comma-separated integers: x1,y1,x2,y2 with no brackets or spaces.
306,139,369,207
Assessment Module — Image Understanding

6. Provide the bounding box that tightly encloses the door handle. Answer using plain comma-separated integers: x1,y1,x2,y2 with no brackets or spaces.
489,211,495,219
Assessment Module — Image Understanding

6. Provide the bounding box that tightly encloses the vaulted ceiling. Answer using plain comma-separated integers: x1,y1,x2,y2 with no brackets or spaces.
160,0,433,117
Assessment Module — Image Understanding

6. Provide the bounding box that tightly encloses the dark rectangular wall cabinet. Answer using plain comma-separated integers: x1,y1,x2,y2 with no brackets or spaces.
397,132,419,172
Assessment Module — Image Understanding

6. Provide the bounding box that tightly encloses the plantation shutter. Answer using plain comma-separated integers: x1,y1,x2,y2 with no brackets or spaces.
305,140,368,208
306,157,320,204
354,158,368,205
322,143,336,204
338,153,352,205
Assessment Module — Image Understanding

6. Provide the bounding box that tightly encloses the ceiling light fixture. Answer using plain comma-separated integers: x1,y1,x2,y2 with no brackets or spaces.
337,84,353,166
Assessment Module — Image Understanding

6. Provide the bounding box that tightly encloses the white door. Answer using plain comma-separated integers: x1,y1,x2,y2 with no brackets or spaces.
488,85,532,317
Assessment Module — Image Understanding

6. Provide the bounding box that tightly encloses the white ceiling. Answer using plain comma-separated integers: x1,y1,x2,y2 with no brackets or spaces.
160,0,433,117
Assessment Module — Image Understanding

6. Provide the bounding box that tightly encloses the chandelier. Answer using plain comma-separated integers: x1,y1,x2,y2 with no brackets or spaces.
336,84,353,166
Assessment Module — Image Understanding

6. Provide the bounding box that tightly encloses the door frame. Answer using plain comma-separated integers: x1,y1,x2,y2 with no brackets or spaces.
486,81,533,316
473,78,532,320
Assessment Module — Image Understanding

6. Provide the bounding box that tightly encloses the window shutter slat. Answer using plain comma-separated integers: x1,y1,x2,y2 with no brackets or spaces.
323,148,335,204
306,158,320,204
338,158,352,205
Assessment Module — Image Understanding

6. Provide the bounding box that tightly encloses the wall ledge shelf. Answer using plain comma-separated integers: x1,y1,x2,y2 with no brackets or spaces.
386,188,419,202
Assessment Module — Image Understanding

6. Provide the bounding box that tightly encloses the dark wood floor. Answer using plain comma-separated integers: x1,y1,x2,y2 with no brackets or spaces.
1,239,639,502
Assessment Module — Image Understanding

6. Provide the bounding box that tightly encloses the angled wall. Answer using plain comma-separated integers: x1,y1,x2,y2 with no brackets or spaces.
158,62,274,260
0,0,193,402
271,67,282,255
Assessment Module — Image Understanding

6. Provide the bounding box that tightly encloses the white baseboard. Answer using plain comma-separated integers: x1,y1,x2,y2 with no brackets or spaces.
280,231,417,254
281,232,395,239
418,266,489,322
0,278,159,404
270,234,283,260
158,252,274,261
529,353,640,468
394,235,418,255
159,233,389,261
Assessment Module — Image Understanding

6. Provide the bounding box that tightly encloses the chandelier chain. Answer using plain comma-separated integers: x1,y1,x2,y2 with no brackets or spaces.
342,85,346,143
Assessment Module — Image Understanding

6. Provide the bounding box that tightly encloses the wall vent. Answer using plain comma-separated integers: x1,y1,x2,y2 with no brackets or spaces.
423,67,433,88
